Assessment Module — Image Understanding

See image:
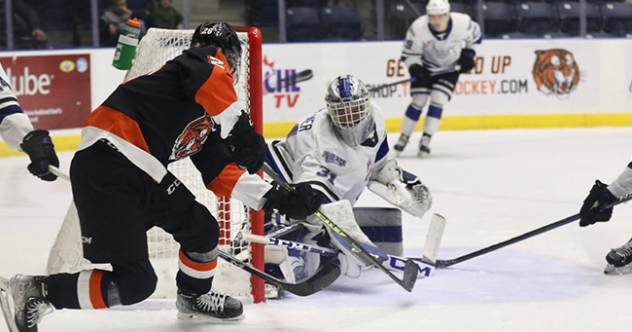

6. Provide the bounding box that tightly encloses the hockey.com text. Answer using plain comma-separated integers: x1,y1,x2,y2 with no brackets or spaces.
3,66,52,96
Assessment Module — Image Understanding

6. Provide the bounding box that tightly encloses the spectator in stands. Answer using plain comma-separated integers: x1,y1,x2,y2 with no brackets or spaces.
100,0,147,46
0,0,48,49
149,0,183,29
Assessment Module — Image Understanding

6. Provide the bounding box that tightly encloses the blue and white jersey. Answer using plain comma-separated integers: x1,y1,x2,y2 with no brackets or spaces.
0,64,33,151
608,161,632,198
265,101,390,206
401,12,482,74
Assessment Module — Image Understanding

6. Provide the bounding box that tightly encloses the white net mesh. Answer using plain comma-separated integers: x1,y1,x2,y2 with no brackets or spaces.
47,28,260,301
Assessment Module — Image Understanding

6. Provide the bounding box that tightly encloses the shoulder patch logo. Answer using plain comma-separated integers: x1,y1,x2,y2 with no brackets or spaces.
532,49,579,97
170,114,214,160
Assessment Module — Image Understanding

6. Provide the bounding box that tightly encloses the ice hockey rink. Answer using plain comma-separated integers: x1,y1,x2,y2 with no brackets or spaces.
2,127,632,332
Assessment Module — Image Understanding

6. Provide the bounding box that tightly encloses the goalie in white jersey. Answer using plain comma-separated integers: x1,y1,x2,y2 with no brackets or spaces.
263,75,432,288
579,160,632,274
394,0,482,157
0,63,59,181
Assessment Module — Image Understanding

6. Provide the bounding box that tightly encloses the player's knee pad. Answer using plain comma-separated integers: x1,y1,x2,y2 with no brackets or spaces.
179,202,220,253
353,207,403,256
429,87,451,109
410,92,429,110
111,259,158,306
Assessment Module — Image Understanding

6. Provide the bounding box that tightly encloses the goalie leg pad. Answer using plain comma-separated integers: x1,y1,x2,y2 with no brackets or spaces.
320,201,387,278
354,207,403,256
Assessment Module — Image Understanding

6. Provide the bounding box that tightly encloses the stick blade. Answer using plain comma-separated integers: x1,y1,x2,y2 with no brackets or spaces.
0,277,18,332
284,259,341,297
421,213,446,265
401,260,419,292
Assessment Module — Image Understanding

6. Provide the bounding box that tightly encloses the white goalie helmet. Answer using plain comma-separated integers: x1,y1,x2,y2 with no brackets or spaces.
325,75,374,147
426,0,450,15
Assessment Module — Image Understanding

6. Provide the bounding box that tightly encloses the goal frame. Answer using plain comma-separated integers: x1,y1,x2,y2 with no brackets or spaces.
235,26,265,304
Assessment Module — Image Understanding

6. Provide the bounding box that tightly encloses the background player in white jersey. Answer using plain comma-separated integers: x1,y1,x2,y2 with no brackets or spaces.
394,0,482,157
263,75,432,285
579,160,632,274
0,63,59,181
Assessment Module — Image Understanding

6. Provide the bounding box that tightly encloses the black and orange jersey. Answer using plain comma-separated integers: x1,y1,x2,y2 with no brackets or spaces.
79,46,242,186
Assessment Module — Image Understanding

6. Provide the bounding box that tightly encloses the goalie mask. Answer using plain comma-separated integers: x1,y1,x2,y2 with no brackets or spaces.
191,22,242,85
325,75,374,147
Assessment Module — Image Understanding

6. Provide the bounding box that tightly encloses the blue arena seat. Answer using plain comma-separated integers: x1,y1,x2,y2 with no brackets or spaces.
450,3,476,18
286,6,321,42
557,2,602,35
515,2,560,37
600,2,632,37
387,3,424,39
320,6,362,41
482,2,518,38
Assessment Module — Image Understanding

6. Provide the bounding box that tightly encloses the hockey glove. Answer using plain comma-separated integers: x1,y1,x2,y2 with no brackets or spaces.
408,64,431,86
579,180,617,227
20,130,59,181
263,182,323,220
224,110,266,174
458,49,476,73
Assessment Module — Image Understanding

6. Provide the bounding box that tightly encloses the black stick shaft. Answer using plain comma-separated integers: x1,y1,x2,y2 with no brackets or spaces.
437,193,632,268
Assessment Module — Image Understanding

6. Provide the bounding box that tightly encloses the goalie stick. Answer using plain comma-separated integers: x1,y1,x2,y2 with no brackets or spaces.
49,166,340,297
262,164,419,292
243,213,445,277
217,251,340,297
430,192,632,269
0,277,18,332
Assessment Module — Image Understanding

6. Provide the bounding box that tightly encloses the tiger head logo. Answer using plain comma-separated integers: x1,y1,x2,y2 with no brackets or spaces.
532,49,579,97
170,114,214,161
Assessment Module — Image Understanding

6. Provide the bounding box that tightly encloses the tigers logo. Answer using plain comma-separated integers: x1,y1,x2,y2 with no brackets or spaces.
532,49,580,98
169,114,214,161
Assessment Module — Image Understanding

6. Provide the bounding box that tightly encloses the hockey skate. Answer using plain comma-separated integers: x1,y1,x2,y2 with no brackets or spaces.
176,290,244,322
417,134,432,158
604,238,632,275
5,275,53,332
393,134,410,155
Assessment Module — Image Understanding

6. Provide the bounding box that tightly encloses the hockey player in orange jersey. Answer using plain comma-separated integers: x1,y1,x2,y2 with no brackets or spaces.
1,22,321,332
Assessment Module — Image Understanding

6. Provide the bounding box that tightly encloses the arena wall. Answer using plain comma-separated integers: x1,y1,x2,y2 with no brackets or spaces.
1,39,631,156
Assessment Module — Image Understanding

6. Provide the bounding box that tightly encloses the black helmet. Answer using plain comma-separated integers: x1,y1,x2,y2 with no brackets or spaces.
191,22,242,80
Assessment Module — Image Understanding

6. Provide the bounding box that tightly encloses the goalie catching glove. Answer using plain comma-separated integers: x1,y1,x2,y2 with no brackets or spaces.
368,159,432,218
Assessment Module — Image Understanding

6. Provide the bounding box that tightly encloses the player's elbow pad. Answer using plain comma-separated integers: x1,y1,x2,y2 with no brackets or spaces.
458,49,476,73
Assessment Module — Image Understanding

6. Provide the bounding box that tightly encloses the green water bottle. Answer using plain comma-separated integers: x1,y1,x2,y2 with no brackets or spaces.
112,18,141,70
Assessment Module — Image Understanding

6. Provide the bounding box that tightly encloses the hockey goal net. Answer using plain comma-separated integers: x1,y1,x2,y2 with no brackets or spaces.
46,27,265,303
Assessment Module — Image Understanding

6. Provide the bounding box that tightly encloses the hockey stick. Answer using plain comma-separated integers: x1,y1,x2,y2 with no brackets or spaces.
368,78,414,93
217,251,340,297
0,277,18,332
431,192,632,268
368,69,459,93
49,165,340,297
262,164,419,292
49,165,70,182
238,232,435,278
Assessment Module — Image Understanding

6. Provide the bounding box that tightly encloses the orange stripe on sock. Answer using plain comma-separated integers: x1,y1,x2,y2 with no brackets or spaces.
179,249,217,272
89,270,107,309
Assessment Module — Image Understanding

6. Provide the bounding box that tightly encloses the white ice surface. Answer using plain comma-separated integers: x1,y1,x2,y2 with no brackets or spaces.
2,127,632,331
